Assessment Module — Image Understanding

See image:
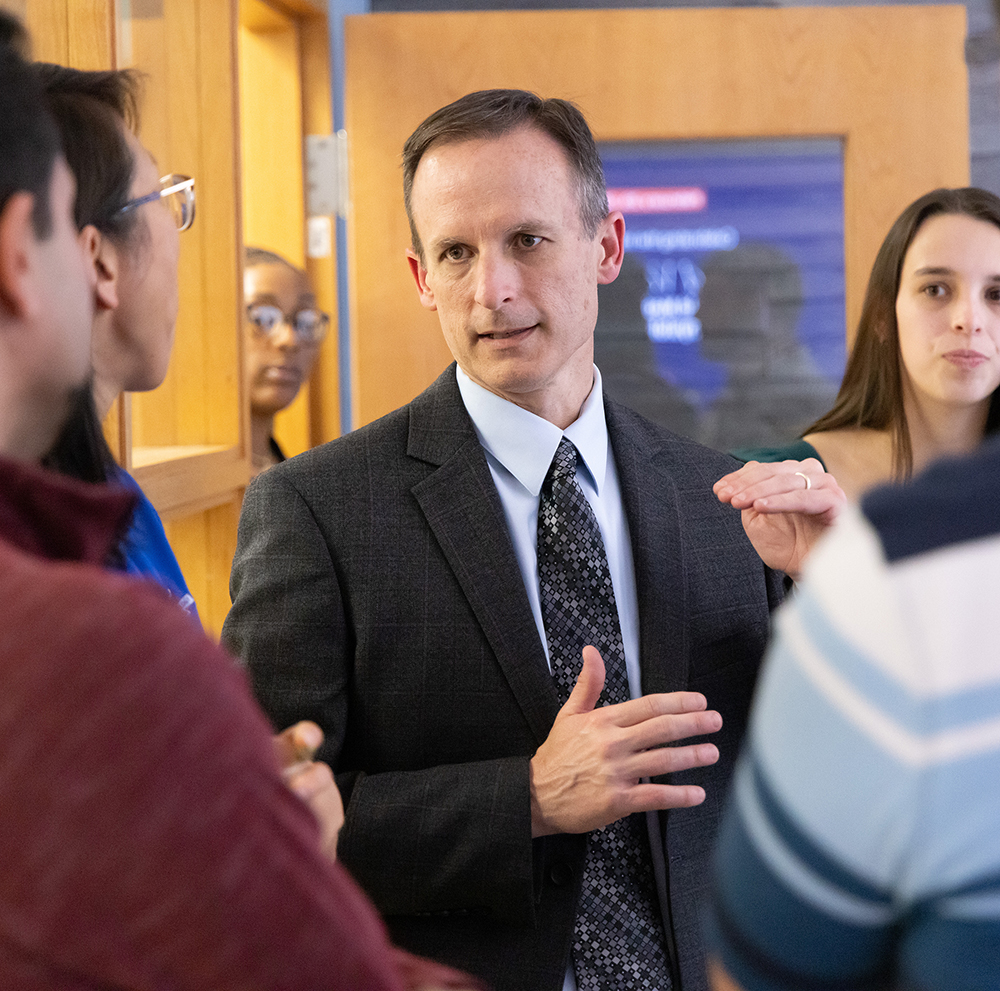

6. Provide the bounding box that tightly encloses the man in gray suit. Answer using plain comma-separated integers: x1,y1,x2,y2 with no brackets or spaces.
224,90,842,991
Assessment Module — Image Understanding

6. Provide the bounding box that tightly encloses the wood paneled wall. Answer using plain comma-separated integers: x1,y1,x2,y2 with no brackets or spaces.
129,1,244,456
124,0,247,641
345,6,969,427
23,0,114,68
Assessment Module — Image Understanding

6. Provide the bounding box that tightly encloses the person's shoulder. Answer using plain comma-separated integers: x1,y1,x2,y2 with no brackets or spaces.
1,541,243,712
250,398,416,501
605,396,740,476
107,466,165,541
270,364,466,481
862,436,1000,564
107,463,143,494
113,472,196,613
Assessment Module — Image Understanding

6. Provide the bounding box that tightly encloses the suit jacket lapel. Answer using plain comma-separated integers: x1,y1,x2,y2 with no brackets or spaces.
606,398,691,696
408,367,560,744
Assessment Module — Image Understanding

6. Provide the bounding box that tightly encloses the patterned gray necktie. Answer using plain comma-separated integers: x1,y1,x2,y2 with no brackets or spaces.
537,437,672,991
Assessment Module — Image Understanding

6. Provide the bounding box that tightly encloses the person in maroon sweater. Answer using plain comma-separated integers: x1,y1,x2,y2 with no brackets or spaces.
0,18,478,991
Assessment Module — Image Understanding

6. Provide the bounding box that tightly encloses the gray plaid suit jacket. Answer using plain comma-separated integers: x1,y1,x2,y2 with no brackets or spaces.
223,364,784,991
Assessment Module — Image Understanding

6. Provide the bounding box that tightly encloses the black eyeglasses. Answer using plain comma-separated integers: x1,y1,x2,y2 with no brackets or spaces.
246,303,329,345
117,174,196,232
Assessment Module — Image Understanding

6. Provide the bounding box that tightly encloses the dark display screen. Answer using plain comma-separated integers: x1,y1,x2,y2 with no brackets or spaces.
597,138,845,452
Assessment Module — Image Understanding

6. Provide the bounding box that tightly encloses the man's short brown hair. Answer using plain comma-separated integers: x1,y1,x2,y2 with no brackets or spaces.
402,89,609,263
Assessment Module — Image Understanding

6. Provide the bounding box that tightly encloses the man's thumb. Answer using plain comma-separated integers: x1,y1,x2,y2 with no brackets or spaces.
561,645,606,715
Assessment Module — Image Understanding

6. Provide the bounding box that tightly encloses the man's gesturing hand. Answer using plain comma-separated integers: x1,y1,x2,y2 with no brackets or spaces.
529,646,722,837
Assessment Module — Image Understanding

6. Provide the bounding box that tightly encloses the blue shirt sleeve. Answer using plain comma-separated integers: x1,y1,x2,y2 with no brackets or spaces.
110,467,199,624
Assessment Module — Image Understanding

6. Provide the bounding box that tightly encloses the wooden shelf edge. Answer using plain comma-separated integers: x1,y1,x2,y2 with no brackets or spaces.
132,447,251,519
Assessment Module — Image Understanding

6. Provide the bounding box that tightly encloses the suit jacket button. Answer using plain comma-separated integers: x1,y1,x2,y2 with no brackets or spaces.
549,861,574,886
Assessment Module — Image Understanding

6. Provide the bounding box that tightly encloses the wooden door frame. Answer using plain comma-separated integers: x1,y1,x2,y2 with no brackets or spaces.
239,0,340,451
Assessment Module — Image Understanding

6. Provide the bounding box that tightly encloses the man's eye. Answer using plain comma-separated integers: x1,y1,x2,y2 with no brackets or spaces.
517,234,542,249
444,245,467,262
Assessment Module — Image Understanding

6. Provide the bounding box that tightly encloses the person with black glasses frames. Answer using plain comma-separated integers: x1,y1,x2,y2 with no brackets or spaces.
243,246,328,476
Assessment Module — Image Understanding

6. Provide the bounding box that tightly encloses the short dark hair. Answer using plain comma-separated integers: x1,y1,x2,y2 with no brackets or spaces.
807,187,1000,477
0,12,61,239
33,63,144,494
34,63,143,244
402,89,609,262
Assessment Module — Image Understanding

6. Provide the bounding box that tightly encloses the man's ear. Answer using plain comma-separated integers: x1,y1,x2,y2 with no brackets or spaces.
406,247,437,311
596,211,626,286
79,224,118,312
0,192,40,319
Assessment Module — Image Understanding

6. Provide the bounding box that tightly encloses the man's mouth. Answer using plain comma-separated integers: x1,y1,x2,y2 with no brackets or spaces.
480,325,535,340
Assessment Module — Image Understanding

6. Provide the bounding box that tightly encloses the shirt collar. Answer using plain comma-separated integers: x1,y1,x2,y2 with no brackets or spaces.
455,365,609,497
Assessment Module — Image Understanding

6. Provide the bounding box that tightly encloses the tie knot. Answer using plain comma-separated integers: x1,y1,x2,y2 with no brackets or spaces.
547,437,578,484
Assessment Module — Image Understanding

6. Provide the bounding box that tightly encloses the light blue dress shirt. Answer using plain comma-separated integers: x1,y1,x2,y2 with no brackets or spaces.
455,365,641,698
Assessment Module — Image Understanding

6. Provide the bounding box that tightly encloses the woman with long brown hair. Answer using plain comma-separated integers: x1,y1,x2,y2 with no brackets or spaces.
715,187,1000,570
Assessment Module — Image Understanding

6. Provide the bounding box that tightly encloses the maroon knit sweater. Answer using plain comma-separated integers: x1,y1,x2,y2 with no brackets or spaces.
0,455,478,991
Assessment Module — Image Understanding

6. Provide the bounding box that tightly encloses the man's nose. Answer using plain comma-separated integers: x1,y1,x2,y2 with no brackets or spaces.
474,250,518,310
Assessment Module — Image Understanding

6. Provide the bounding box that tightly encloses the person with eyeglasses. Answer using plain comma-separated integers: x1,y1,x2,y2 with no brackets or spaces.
32,65,351,849
243,246,328,476
32,64,208,622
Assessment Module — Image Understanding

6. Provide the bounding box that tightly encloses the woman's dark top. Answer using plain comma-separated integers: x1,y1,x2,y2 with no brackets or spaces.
730,438,827,470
